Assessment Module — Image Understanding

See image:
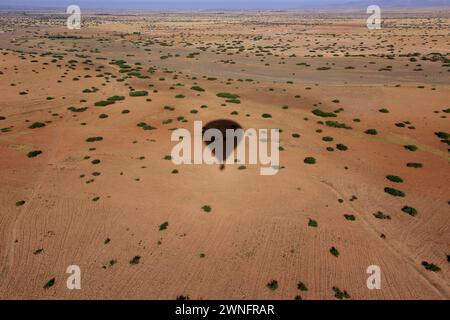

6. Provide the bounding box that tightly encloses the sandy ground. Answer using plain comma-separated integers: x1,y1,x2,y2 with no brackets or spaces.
0,10,449,300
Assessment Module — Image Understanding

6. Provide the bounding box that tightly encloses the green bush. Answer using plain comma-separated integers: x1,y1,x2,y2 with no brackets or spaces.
159,222,169,231
94,100,114,107
336,144,348,151
308,218,318,227
404,145,418,152
422,261,440,272
325,121,351,129
322,136,334,142
407,162,423,168
386,175,403,183
330,247,339,257
365,129,378,135
384,187,405,197
191,86,205,92
401,206,417,216
261,113,272,118
333,287,350,299
129,256,141,265
29,122,46,129
266,280,278,291
373,211,391,219
129,90,148,97
312,109,337,118
202,205,212,213
344,214,356,221
86,136,103,142
304,157,316,164
216,92,239,99
297,282,308,291
27,150,42,158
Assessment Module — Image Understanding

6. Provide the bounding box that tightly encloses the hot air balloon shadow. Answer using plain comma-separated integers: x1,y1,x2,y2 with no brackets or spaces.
202,119,243,170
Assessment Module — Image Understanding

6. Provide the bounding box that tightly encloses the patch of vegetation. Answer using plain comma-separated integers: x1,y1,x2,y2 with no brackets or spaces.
336,144,348,151
16,200,26,207
407,162,423,168
365,129,378,135
201,205,212,213
27,150,42,158
216,92,239,99
344,214,356,221
266,280,278,291
384,187,405,197
86,136,103,142
401,206,418,217
129,256,141,265
261,113,272,118
422,261,441,272
330,247,339,257
159,221,169,231
325,121,351,129
333,287,350,299
312,109,337,118
304,157,316,164
43,278,55,289
379,108,390,113
308,218,318,227
68,106,88,113
129,90,148,97
191,86,205,92
322,136,334,142
29,122,46,129
373,211,391,220
297,282,308,291
404,145,418,152
386,175,403,183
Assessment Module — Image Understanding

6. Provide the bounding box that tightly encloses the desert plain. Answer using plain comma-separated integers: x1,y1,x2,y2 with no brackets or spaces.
0,8,449,299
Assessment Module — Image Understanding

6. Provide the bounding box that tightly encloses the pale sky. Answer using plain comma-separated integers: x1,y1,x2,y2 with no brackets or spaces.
1,0,449,10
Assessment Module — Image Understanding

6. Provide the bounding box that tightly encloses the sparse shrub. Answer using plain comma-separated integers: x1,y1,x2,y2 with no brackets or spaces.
27,150,42,158
267,280,278,291
43,278,55,289
16,200,26,207
365,129,378,135
344,214,356,221
336,144,348,151
304,157,316,164
407,162,423,168
129,256,141,265
202,205,211,213
404,145,418,152
422,261,441,272
386,175,403,183
29,122,46,129
129,90,148,97
330,247,339,257
373,211,391,220
312,109,336,118
297,282,308,291
333,287,350,299
401,206,417,216
384,187,405,197
86,136,103,142
159,222,169,231
308,218,318,227
261,113,272,118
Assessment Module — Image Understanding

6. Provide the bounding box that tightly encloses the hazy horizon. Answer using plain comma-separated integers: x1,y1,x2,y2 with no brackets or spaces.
1,0,449,10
